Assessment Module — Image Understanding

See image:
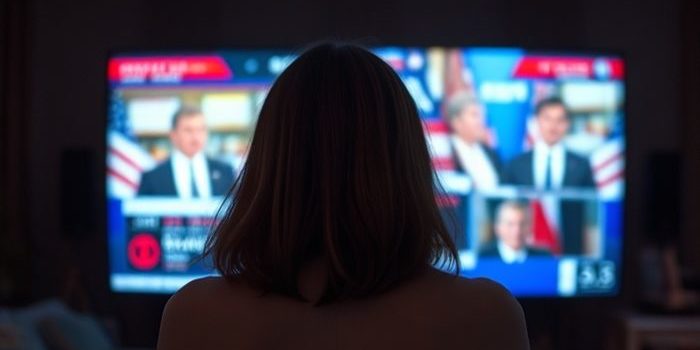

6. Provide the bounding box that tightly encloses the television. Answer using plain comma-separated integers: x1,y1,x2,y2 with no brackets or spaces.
107,47,624,297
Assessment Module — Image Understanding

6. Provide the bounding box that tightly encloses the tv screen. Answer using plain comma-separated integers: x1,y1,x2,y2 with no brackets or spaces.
107,47,624,297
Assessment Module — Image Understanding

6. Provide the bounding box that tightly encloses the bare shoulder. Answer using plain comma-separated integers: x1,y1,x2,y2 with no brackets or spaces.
420,268,516,299
157,276,249,350
174,275,235,299
162,276,231,315
452,274,525,316
418,269,530,349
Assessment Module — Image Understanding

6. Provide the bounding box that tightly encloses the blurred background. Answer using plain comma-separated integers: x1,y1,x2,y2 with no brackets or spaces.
1,0,700,349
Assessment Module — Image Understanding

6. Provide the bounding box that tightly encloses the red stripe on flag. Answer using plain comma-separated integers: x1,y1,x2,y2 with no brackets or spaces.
108,168,138,190
423,120,450,133
530,201,561,255
436,194,459,207
525,132,534,148
593,152,622,172
597,170,623,188
109,147,144,172
432,157,455,170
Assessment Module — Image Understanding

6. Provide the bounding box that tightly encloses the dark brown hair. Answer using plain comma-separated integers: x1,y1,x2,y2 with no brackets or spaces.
204,43,459,302
170,105,204,130
534,96,569,119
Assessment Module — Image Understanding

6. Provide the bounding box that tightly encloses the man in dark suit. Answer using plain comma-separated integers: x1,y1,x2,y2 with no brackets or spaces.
502,96,595,188
138,105,235,198
502,97,595,254
479,201,551,263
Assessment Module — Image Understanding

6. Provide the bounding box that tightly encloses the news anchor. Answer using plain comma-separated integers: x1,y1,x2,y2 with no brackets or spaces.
137,105,235,198
502,96,595,189
502,96,595,254
446,91,501,190
480,201,551,263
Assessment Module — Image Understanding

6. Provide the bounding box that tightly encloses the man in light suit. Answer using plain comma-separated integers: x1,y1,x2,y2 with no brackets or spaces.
444,91,502,251
446,91,501,190
479,201,551,263
138,105,235,198
502,97,595,254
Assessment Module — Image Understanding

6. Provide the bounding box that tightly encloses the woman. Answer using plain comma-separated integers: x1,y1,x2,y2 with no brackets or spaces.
157,43,529,350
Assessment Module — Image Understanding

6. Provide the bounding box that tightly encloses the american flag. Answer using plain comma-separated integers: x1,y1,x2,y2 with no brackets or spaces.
430,49,475,173
107,92,155,198
529,128,625,254
530,197,562,254
590,132,624,200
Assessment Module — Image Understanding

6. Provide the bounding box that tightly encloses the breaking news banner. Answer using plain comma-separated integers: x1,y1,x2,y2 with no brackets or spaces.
126,215,216,272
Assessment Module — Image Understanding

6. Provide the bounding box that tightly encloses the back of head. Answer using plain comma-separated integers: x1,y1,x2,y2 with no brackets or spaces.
204,42,458,303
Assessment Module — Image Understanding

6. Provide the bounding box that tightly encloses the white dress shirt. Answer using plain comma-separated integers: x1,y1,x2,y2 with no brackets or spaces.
171,150,212,199
533,141,566,190
497,240,528,264
451,136,499,190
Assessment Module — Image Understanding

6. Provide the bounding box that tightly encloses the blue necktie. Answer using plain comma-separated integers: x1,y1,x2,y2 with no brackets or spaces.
190,162,199,198
544,152,552,190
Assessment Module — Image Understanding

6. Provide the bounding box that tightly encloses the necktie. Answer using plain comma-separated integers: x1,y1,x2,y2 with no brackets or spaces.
544,151,552,190
190,162,199,198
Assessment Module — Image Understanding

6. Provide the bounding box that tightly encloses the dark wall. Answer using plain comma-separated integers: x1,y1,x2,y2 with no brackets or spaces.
8,0,699,347
681,0,700,273
1,0,32,304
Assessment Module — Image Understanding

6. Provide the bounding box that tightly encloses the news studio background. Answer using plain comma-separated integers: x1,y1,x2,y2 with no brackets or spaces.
107,48,624,297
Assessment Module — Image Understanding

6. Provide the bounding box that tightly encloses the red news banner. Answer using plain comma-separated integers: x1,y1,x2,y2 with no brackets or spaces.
127,215,217,272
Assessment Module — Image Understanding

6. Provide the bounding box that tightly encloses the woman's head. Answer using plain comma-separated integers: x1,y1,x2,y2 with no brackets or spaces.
204,43,458,302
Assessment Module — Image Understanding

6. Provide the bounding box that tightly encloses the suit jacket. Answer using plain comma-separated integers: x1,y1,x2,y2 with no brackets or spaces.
451,142,502,179
501,150,595,188
137,157,235,197
479,241,552,261
447,143,502,251
502,149,595,255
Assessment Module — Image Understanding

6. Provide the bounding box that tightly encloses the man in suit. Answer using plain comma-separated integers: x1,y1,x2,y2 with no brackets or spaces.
137,105,235,198
502,97,595,254
446,91,501,190
502,96,595,189
479,200,551,263
444,91,502,251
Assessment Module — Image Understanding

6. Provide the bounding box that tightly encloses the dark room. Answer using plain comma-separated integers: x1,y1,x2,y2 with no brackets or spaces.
1,0,700,349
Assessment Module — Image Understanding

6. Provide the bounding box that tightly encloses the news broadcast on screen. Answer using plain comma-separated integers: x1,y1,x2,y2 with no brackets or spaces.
107,47,624,297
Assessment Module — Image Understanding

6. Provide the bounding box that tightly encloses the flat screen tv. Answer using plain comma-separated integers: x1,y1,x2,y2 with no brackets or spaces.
107,47,624,297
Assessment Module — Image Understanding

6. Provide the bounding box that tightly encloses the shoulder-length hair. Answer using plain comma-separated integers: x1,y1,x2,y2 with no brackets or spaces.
204,42,459,302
